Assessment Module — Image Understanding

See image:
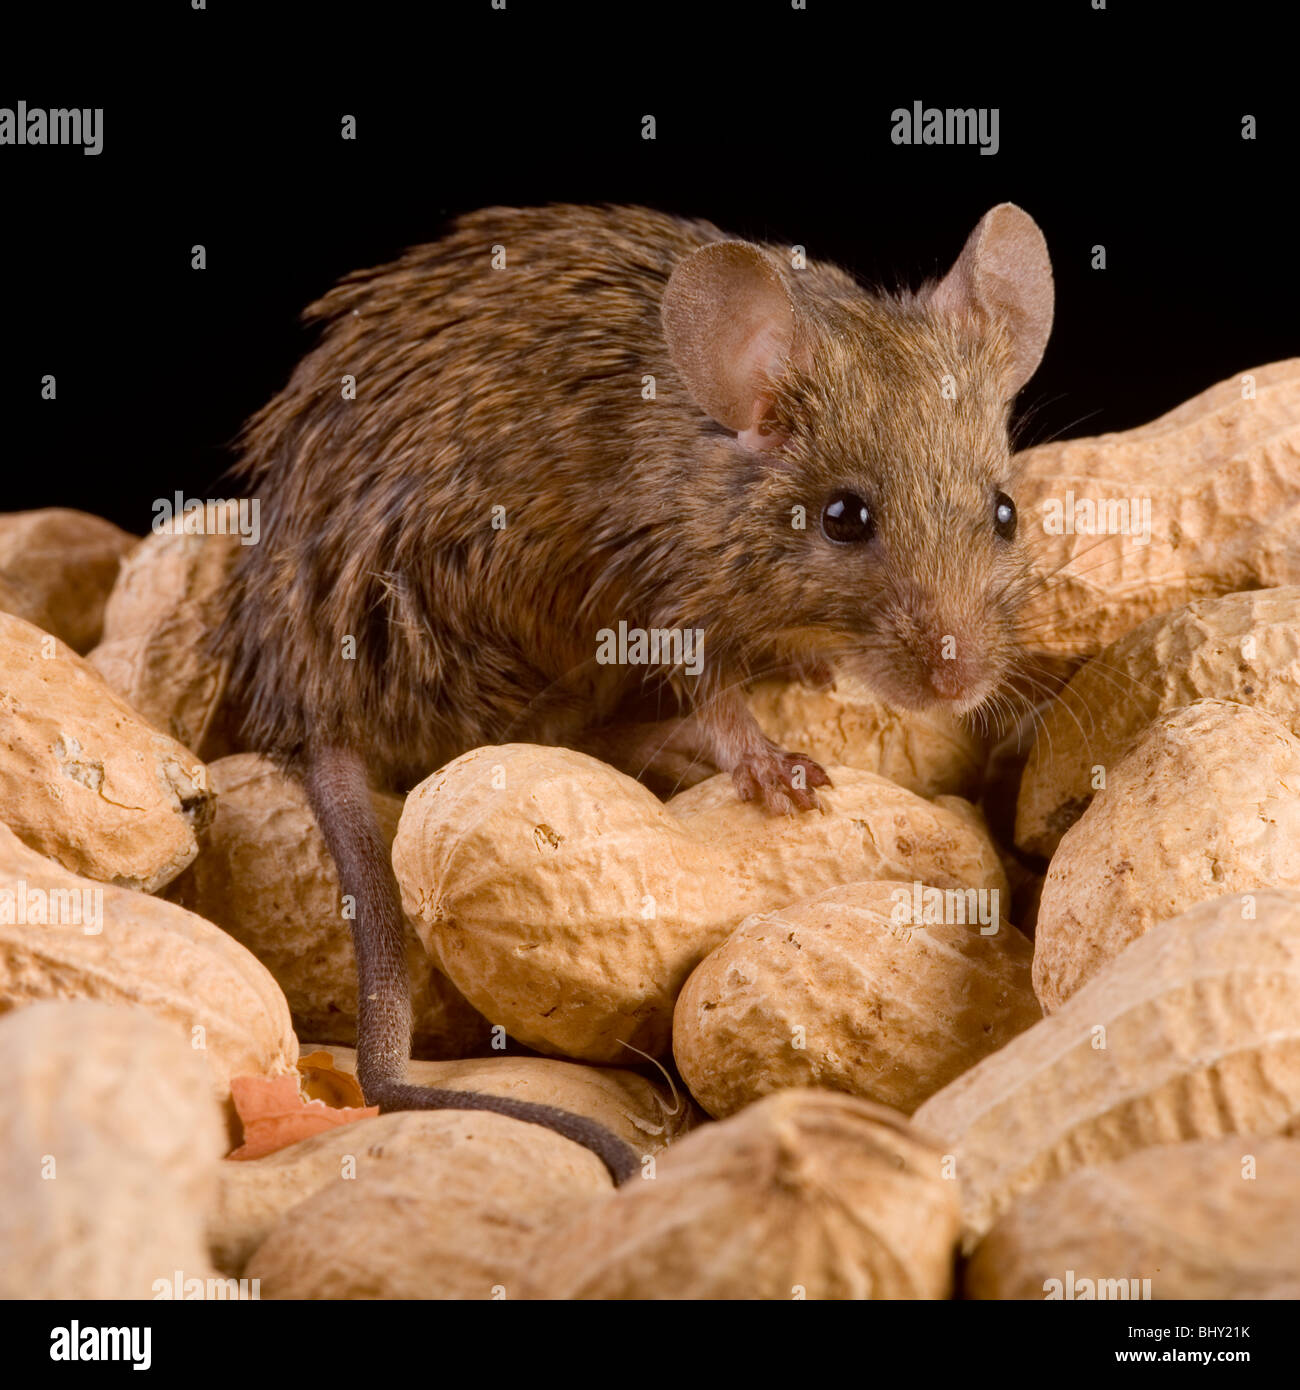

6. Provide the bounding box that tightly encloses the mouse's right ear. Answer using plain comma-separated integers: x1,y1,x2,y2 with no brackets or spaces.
661,241,797,450
929,204,1054,397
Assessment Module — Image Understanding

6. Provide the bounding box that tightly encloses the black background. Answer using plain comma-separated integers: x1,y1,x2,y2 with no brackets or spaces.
1,1299,1286,1372
3,2,1295,536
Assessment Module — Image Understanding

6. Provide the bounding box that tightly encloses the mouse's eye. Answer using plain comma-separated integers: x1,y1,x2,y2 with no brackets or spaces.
993,491,1017,541
822,490,875,544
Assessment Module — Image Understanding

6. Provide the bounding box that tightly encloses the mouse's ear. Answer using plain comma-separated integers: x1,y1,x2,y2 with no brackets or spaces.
929,203,1054,396
661,240,797,450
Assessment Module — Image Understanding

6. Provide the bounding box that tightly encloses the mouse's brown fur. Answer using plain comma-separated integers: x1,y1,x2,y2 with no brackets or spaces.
212,203,1054,1180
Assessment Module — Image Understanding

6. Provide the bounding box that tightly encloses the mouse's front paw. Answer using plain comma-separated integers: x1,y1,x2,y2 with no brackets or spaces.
731,748,831,814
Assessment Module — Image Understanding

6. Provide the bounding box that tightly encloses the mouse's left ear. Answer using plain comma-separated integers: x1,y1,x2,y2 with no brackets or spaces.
929,204,1054,396
661,240,798,450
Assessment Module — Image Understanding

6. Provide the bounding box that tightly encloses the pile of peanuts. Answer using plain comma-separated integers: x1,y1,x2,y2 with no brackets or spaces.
2,362,1299,1300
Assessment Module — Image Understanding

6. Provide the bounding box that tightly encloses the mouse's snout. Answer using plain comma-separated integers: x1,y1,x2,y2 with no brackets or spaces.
911,621,987,705
863,579,1009,716
925,653,970,703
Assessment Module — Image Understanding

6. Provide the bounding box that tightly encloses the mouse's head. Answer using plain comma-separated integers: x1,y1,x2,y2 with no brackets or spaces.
662,204,1054,718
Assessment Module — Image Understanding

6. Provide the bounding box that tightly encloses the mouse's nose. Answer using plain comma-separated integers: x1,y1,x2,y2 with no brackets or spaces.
926,661,967,701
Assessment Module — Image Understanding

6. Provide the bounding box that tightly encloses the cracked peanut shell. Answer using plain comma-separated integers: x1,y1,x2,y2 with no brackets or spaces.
0,611,212,891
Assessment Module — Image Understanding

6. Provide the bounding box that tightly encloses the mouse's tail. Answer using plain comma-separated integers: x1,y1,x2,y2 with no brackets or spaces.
302,743,641,1186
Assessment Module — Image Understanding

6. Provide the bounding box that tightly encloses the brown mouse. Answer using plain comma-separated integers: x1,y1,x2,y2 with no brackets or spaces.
213,202,1054,1182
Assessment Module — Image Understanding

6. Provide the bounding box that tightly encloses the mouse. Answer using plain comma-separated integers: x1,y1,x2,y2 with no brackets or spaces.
212,202,1054,1182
